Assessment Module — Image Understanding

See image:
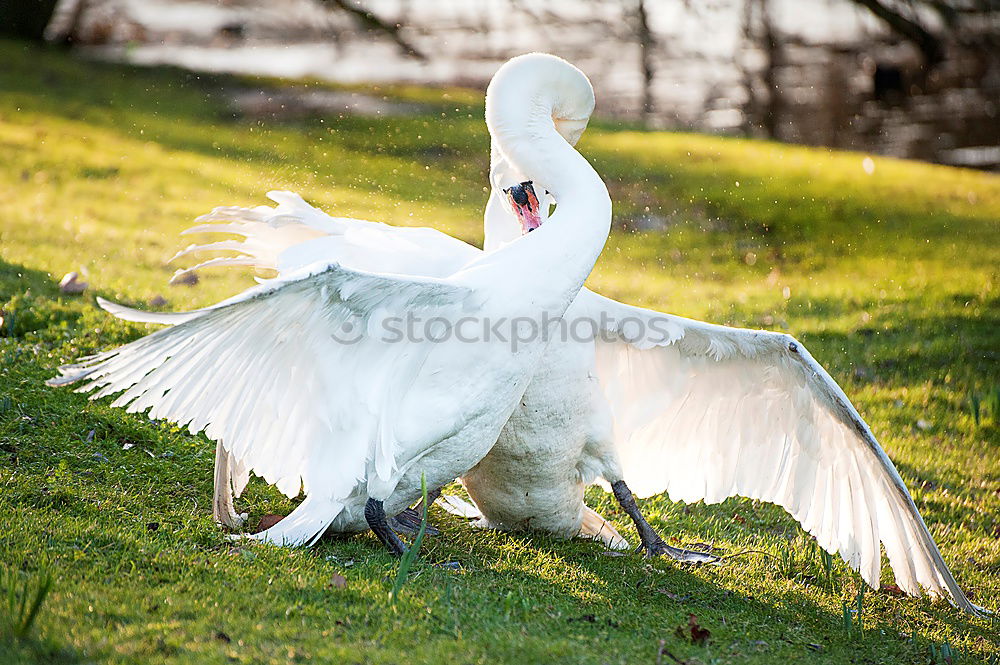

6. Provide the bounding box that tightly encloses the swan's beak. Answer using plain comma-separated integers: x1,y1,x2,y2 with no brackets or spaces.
503,181,543,234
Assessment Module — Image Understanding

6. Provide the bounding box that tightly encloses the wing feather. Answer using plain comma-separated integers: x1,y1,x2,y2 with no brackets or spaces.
587,293,985,615
49,264,474,545
169,191,478,283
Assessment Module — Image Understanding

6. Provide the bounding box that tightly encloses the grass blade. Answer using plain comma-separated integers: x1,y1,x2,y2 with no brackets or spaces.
1,567,53,639
19,571,53,638
389,473,428,606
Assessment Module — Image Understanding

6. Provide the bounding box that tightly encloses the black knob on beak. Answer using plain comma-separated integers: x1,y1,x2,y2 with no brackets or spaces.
510,185,530,206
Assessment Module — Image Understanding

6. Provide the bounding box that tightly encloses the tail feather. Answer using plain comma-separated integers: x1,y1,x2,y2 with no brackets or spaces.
579,506,630,550
436,494,482,519
170,257,260,280
245,495,342,547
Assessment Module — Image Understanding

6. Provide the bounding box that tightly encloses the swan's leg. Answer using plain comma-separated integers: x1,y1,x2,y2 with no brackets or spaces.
611,480,718,564
364,498,407,556
389,487,442,535
212,440,247,529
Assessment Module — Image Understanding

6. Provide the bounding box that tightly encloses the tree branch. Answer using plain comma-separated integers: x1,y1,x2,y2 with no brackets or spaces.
635,0,656,121
321,0,426,60
849,0,943,66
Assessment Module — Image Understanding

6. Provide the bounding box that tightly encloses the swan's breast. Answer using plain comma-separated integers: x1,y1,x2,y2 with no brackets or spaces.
461,337,601,535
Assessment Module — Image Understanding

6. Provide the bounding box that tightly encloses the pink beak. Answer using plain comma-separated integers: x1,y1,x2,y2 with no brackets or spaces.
504,181,543,234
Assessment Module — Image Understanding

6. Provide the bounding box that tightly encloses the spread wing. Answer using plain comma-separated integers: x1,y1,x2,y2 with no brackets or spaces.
49,263,476,545
586,292,985,615
102,191,481,328
169,190,479,283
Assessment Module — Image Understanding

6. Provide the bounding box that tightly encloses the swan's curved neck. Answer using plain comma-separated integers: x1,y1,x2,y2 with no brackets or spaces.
483,141,521,251
483,55,611,289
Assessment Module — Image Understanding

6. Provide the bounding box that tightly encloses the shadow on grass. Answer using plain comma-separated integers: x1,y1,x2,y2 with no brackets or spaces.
0,637,82,665
0,258,152,351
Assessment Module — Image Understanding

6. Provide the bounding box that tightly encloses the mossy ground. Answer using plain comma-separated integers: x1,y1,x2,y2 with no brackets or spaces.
0,39,997,664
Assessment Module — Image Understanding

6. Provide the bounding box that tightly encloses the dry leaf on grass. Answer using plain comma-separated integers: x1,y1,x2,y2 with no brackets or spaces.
675,614,711,646
255,514,285,532
880,584,904,597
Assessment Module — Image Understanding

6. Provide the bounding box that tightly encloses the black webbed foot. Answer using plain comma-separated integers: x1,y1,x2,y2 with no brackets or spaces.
641,539,720,564
388,507,441,536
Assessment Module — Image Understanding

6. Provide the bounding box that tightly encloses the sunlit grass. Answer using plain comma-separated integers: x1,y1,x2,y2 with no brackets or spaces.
0,39,998,664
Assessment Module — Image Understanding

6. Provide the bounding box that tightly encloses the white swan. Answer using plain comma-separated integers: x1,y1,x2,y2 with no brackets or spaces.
481,161,987,618
84,55,984,617
47,53,611,553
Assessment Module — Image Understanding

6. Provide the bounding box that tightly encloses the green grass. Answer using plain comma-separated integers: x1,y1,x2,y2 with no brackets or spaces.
1,38,998,664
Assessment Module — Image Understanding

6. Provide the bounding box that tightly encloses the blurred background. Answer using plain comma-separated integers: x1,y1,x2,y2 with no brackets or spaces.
6,0,1000,170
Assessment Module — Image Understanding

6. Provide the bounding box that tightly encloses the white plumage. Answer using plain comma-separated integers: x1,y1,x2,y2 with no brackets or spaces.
165,185,984,613
55,261,481,545
587,295,977,607
55,52,985,616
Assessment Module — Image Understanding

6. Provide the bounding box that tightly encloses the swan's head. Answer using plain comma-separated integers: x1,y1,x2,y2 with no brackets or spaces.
503,181,543,234
485,53,595,197
483,53,601,250
486,52,595,139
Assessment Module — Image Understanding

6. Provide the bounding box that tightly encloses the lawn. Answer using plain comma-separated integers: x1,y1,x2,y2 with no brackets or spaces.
1,38,998,664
